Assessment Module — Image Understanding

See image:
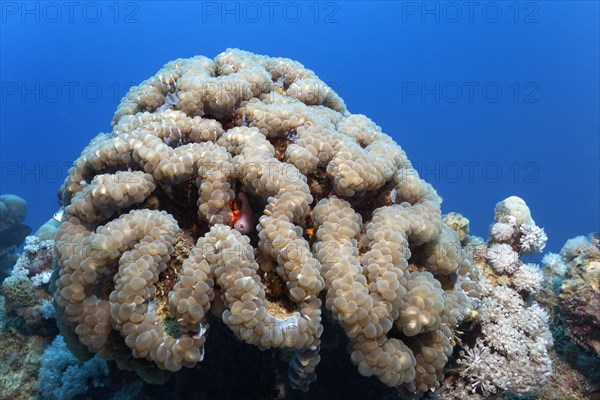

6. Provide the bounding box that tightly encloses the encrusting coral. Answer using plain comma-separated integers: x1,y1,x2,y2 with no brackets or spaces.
52,48,480,394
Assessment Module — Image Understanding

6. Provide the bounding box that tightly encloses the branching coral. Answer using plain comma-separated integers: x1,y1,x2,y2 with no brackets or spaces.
53,49,480,393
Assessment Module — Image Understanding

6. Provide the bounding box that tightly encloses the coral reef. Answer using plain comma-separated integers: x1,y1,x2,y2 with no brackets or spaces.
1,235,56,334
438,197,553,398
34,208,62,241
535,232,600,400
558,234,600,357
0,216,60,400
0,231,58,400
0,294,50,400
542,253,567,277
0,194,31,280
537,354,600,400
52,48,480,395
442,212,469,243
37,335,108,400
0,194,28,232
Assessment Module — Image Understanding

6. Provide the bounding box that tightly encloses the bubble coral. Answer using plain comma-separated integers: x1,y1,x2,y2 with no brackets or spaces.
53,49,479,393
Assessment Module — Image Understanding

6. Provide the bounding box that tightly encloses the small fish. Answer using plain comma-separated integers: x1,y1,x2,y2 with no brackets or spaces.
157,92,179,112
53,208,64,222
233,192,255,235
0,223,31,247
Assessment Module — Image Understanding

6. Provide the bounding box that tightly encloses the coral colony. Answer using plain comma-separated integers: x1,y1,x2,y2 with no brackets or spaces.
0,50,598,399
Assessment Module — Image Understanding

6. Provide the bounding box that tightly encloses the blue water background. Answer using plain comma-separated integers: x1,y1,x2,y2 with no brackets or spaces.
1,1,598,254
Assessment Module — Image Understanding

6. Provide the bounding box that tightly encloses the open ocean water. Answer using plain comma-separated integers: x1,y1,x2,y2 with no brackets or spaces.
1,1,598,253
0,2,599,400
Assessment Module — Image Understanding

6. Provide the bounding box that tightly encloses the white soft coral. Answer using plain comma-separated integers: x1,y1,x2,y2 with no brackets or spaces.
487,243,519,274
542,252,567,276
519,224,547,255
512,263,543,293
489,216,517,243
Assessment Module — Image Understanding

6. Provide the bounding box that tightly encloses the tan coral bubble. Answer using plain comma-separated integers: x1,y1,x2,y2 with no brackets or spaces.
54,48,478,393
